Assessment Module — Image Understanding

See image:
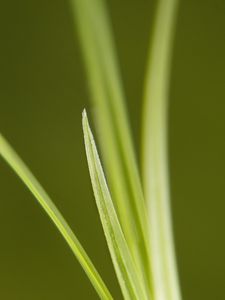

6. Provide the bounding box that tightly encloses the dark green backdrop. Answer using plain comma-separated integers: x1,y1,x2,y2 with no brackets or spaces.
0,1,224,299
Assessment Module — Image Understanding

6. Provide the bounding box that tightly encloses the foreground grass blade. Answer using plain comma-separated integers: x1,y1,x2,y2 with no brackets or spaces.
70,0,151,291
142,1,181,300
83,110,149,300
0,133,113,300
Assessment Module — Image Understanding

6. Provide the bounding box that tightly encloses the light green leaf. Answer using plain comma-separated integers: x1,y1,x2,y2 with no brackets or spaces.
142,0,182,300
70,0,151,292
82,110,149,300
0,133,113,300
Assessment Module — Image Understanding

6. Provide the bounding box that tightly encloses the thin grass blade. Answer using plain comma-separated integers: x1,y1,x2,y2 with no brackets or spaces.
83,110,149,300
142,1,181,300
0,133,113,300
70,0,151,292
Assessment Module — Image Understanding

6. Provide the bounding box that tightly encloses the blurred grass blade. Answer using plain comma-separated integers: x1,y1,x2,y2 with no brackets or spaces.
83,110,149,300
0,133,113,300
70,0,151,291
142,0,181,300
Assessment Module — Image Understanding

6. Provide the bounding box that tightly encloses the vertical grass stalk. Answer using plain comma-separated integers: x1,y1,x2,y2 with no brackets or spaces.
70,0,152,294
142,0,181,300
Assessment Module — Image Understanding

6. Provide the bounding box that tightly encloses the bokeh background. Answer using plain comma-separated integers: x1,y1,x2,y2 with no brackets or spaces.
0,0,225,299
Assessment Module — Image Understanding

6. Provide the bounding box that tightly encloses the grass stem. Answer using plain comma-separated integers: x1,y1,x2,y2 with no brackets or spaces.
142,0,182,299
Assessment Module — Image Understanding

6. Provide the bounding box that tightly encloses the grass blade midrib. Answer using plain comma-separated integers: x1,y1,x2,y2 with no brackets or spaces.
83,111,150,300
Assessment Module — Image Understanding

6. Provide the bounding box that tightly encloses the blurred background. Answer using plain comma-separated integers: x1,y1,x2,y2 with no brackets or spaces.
0,0,225,299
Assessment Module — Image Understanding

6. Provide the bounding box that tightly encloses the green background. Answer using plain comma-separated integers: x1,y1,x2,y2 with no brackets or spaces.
0,0,225,299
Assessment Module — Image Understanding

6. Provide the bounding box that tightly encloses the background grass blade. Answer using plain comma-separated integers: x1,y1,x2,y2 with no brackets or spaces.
70,0,151,291
83,110,149,300
0,133,113,300
142,1,181,300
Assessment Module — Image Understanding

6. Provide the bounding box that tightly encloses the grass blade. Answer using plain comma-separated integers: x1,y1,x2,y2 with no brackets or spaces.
142,1,181,300
83,110,149,300
70,0,151,292
0,133,113,300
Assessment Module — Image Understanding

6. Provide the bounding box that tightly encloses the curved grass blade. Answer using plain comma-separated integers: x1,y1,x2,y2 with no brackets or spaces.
0,133,113,300
82,110,149,300
142,1,181,300
70,0,151,292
